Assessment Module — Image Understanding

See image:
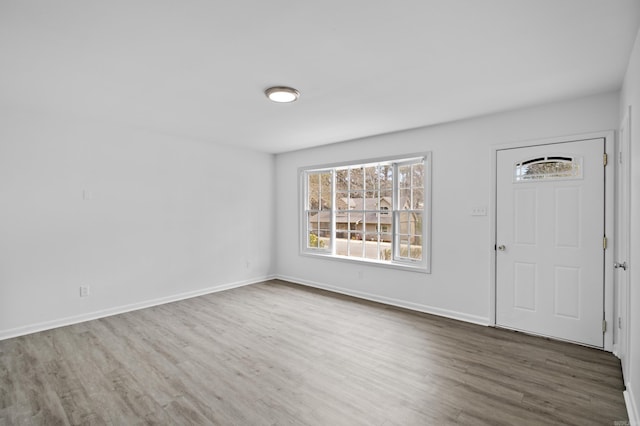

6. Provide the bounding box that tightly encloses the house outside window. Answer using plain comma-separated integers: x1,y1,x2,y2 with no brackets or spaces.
301,153,431,272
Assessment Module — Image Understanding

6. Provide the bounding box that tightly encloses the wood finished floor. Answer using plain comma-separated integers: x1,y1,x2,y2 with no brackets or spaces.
0,280,627,425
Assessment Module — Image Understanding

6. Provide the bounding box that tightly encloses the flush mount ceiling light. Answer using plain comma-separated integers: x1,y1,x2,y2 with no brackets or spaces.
265,86,300,103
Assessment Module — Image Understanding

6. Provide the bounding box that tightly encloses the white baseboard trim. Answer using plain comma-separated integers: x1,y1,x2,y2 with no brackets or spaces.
276,275,490,326
625,383,639,426
613,343,620,359
0,275,275,341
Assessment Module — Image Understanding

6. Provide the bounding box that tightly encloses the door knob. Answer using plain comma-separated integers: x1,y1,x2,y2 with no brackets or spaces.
614,261,628,271
497,245,506,251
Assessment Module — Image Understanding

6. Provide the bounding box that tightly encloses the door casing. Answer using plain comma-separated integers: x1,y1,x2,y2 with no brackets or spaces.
615,108,631,374
489,131,615,351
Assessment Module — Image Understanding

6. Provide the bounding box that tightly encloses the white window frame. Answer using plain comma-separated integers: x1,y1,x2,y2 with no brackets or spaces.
299,153,432,273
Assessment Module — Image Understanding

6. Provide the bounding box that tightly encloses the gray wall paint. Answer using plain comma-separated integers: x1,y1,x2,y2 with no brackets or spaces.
0,108,275,337
620,25,640,423
1,67,634,420
276,92,619,324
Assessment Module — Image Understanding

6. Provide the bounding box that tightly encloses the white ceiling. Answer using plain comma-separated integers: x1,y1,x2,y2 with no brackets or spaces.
1,1,639,153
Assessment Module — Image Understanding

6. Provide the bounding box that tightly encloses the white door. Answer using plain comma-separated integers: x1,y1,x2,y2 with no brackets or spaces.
616,109,631,377
496,138,605,347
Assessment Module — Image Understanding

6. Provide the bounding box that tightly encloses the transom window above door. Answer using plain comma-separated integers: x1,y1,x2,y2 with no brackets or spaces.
300,153,431,273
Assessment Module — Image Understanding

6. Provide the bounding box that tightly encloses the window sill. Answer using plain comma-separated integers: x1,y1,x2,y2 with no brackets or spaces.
300,250,430,274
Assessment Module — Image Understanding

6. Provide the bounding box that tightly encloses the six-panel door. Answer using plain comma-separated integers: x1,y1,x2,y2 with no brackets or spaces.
496,138,605,347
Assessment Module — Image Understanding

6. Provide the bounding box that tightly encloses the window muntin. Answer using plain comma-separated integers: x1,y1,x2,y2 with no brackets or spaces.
514,156,582,182
301,154,430,272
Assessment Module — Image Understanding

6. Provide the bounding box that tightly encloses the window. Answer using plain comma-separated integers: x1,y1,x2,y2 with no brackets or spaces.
514,156,582,182
301,153,431,272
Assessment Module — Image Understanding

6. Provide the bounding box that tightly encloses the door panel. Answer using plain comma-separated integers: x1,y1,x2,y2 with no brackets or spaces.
496,138,605,347
555,187,581,247
514,188,537,244
514,262,536,310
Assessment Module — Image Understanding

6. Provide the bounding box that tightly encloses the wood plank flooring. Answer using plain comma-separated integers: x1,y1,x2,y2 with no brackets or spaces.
0,279,628,425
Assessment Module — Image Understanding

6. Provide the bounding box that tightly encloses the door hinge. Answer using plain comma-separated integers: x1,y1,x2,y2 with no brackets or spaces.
602,320,607,333
603,236,608,250
603,153,608,166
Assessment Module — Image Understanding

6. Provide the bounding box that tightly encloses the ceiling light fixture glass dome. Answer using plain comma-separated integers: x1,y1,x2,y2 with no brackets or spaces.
265,86,300,103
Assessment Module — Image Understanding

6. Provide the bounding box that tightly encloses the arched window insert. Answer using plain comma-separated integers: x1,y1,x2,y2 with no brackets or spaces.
514,156,582,182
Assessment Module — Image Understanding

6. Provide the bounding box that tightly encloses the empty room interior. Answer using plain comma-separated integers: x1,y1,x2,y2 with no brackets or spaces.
2,1,640,424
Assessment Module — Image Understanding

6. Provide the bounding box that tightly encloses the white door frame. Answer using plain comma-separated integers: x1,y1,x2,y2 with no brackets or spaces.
489,130,615,351
615,107,631,374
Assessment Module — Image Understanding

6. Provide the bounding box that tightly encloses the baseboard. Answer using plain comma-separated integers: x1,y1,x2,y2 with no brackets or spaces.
625,383,639,426
276,274,490,326
0,275,275,341
613,343,620,359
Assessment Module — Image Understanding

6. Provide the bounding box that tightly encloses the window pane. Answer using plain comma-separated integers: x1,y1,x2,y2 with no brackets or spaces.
399,211,410,232
399,165,411,188
399,189,411,208
350,167,364,190
319,172,332,210
319,221,331,239
306,212,322,249
308,231,320,248
364,166,379,194
365,232,379,242
307,215,319,248
336,192,348,210
348,212,362,231
308,174,319,209
515,156,581,181
409,242,422,260
307,212,318,233
380,246,392,260
348,234,364,258
336,221,348,240
411,187,424,209
412,163,424,188
349,190,365,205
336,169,349,191
364,233,380,260
365,190,379,202
411,212,423,234
376,211,392,225
379,165,393,190
399,237,410,258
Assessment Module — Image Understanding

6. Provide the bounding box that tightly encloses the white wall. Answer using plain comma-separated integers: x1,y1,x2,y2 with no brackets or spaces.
620,26,640,425
0,106,276,338
276,92,619,324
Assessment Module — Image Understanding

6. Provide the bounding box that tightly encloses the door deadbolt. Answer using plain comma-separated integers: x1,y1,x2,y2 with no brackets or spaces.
497,245,506,251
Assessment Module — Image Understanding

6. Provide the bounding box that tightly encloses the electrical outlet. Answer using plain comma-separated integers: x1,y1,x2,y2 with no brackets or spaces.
471,206,487,216
80,285,90,297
